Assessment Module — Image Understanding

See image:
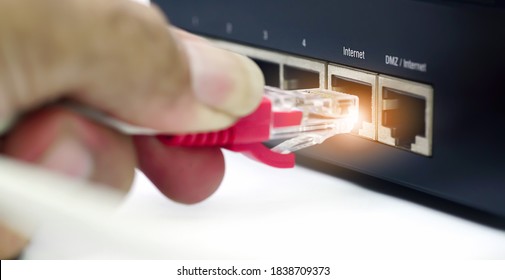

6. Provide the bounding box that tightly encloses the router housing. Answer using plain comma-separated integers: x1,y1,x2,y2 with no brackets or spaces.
153,0,505,218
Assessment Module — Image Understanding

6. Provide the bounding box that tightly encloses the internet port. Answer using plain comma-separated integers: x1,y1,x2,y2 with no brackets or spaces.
378,76,433,156
328,65,376,140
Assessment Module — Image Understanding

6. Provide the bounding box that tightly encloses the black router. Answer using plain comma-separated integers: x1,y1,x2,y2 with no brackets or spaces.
153,0,505,218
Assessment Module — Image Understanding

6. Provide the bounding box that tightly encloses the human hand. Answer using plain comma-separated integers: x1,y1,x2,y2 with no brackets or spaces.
0,0,264,259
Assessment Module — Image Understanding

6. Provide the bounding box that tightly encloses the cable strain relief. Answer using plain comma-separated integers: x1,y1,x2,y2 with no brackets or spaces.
157,129,235,147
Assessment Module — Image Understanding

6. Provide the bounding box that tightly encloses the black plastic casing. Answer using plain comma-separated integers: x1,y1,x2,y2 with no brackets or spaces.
153,0,505,217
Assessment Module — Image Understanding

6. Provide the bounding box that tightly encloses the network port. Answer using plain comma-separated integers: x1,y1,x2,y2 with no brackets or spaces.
378,76,433,156
283,66,320,89
212,39,325,90
328,65,377,140
282,56,326,90
252,59,280,88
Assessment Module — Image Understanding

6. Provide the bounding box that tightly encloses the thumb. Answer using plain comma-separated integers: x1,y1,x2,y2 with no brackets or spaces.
0,0,264,133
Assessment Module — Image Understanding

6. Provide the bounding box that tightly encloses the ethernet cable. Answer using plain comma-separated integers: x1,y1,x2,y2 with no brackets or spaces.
158,87,358,167
52,86,359,168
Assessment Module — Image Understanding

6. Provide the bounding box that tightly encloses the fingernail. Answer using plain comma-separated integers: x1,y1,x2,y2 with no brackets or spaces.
40,137,94,179
183,40,264,117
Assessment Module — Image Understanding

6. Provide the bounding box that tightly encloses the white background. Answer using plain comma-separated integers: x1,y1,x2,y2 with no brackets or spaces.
23,150,505,259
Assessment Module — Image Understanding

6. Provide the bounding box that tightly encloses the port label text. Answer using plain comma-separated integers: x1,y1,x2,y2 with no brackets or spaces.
385,54,427,73
343,46,365,60
385,55,399,66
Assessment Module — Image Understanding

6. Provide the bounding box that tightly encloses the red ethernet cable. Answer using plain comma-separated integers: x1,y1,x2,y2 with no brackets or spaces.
65,87,359,168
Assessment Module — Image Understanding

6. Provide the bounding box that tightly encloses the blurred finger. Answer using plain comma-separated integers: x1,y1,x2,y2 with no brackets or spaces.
1,106,136,191
170,26,209,43
134,136,225,204
0,221,27,260
0,0,264,133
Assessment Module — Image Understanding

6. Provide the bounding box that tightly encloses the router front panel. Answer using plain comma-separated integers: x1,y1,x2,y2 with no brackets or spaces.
153,0,505,217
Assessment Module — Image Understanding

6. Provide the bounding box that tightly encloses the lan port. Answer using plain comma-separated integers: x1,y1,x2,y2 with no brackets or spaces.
283,66,319,90
252,59,280,88
331,76,373,139
381,89,426,151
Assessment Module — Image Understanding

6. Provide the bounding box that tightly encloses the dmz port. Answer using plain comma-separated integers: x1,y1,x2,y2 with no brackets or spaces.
378,76,433,156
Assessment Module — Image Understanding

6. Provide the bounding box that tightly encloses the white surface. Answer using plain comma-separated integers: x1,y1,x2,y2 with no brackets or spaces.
22,150,505,259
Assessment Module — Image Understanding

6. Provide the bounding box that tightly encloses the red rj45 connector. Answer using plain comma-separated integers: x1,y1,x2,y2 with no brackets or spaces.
65,86,358,168
158,87,358,168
